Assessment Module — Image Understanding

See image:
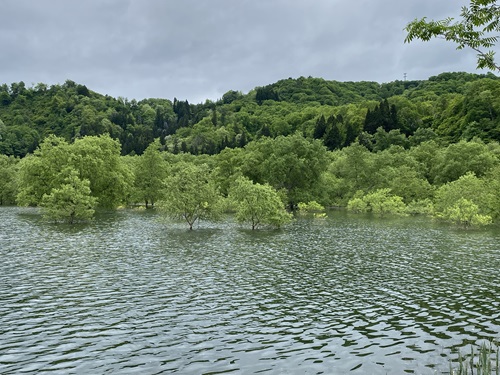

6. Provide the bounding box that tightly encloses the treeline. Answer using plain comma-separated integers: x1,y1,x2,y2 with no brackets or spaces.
2,72,500,228
1,72,500,160
2,132,500,228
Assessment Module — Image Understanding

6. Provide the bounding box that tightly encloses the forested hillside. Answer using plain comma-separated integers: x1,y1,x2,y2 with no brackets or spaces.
1,72,499,158
2,72,500,228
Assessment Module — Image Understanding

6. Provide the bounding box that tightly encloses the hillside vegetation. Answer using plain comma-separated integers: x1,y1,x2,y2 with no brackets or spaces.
1,72,500,157
2,72,500,228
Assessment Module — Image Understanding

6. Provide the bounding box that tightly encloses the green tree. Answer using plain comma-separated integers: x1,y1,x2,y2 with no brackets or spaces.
347,189,407,216
0,125,40,157
297,201,325,213
347,196,369,213
434,172,497,218
373,165,434,204
438,198,492,227
41,168,98,224
484,164,500,218
133,139,167,208
363,189,407,216
313,115,327,139
0,155,18,205
16,135,71,206
160,162,222,229
16,134,131,208
70,134,132,208
213,147,245,196
431,140,497,184
229,176,292,230
330,143,375,196
364,99,398,134
241,134,329,208
405,0,500,71
323,115,344,150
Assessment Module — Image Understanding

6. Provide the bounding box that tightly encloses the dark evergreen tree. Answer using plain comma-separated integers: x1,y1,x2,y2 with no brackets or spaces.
259,125,271,138
173,98,191,128
238,132,247,148
76,84,90,97
173,138,180,154
364,99,399,134
256,85,280,105
364,108,377,134
344,121,358,147
324,115,343,150
211,109,218,126
181,141,188,153
313,115,327,139
153,108,165,138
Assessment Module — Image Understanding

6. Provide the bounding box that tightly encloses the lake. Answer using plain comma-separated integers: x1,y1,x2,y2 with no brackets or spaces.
0,207,499,374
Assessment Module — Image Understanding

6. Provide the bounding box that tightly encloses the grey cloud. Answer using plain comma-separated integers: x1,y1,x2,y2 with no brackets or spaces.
0,0,487,103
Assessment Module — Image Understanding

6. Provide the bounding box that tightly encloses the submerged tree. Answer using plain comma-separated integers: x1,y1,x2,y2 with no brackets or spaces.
16,135,71,206
438,198,492,227
16,134,132,208
133,139,167,208
347,188,407,217
41,168,98,224
70,134,132,208
433,172,497,220
0,155,18,205
229,177,292,230
160,162,222,229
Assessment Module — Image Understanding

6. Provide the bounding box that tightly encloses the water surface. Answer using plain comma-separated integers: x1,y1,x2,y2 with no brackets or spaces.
0,207,499,374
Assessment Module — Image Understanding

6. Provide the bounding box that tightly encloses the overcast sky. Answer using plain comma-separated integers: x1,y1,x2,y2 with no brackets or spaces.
0,0,490,103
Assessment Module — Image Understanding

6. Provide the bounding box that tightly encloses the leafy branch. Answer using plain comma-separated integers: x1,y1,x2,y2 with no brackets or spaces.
405,0,500,71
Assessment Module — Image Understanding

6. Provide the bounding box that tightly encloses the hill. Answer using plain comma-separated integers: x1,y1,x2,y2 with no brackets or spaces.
1,72,499,157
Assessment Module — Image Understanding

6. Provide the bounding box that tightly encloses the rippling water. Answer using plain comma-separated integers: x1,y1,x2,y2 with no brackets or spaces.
0,207,499,374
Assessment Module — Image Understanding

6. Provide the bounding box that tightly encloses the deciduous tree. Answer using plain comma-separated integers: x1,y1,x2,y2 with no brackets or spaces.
229,177,292,230
41,168,98,224
0,154,18,205
134,139,167,208
241,134,329,208
438,198,492,227
160,162,222,229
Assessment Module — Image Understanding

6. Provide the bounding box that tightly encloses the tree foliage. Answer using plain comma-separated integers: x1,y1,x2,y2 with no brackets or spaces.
347,189,407,217
433,172,497,219
133,139,167,208
229,177,292,229
4,71,500,229
0,154,18,205
16,134,131,208
70,135,132,208
2,72,500,158
41,168,98,224
160,163,222,229
241,134,329,207
438,198,492,227
405,0,500,71
16,135,71,206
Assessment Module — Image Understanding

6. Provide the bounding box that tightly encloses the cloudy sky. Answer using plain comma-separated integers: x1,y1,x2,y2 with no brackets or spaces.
0,0,488,103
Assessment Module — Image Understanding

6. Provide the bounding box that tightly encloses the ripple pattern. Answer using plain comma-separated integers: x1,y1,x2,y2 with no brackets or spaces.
0,207,499,374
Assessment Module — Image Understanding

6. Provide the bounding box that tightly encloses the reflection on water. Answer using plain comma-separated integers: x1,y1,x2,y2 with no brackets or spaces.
0,207,499,374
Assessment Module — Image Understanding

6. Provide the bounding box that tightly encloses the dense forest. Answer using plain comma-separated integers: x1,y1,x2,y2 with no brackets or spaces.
2,72,500,228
